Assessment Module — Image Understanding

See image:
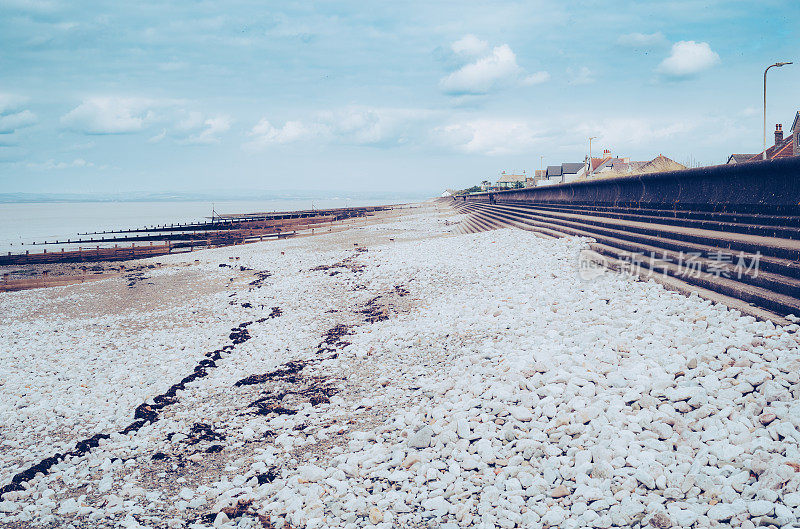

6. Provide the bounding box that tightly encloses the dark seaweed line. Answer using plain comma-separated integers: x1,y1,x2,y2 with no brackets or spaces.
0,319,259,499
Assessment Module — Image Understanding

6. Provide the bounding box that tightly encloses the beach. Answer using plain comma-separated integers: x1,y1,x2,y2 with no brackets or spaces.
1,203,799,528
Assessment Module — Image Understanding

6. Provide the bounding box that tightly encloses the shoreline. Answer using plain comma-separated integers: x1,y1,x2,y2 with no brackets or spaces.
0,203,424,293
1,204,799,528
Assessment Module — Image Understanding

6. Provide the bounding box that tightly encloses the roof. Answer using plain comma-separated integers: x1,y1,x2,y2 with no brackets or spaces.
594,157,626,172
747,135,794,161
727,154,758,164
545,165,562,177
561,162,585,174
637,154,686,173
591,156,611,171
497,173,526,183
746,111,799,161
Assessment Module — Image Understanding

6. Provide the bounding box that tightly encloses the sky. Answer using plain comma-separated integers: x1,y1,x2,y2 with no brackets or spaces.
1,0,798,196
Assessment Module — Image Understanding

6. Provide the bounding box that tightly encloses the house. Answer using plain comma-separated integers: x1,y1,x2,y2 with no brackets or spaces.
496,171,527,189
635,154,687,174
583,152,685,179
537,165,562,186
590,149,631,174
742,113,800,162
561,162,588,183
726,153,758,164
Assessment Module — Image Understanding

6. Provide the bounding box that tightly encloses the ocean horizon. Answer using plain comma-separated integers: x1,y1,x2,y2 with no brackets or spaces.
0,195,430,254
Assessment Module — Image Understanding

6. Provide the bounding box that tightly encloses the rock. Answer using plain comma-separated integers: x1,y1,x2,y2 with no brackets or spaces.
707,503,738,522
408,426,433,449
57,497,79,515
649,512,672,528
402,454,421,469
299,464,326,481
774,503,794,525
461,457,480,471
671,508,698,527
759,413,777,425
748,500,774,517
509,406,534,422
178,487,194,500
422,496,450,516
456,419,472,439
369,506,383,523
783,491,800,508
551,485,570,498
635,468,656,490
687,357,698,369
213,512,230,528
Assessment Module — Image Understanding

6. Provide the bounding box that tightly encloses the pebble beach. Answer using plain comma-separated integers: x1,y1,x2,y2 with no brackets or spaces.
1,203,800,529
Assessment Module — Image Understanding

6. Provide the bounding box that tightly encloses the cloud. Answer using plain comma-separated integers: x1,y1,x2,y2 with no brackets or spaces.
60,96,233,145
61,97,158,134
25,158,97,170
521,71,551,85
567,66,594,85
657,41,720,78
435,118,540,156
245,107,434,150
182,115,232,144
450,34,489,57
617,32,668,48
246,119,317,148
441,44,520,94
574,116,696,147
0,94,37,134
440,38,548,95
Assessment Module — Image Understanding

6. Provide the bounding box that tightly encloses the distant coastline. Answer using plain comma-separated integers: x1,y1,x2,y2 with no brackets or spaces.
0,190,434,204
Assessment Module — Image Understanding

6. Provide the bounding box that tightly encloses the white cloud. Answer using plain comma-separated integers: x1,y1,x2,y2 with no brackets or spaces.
657,41,720,78
61,96,157,134
25,158,96,170
617,32,668,48
0,94,37,134
567,66,594,85
574,117,696,147
0,109,36,134
435,118,540,156
60,96,233,145
182,115,232,144
441,44,521,94
246,119,316,148
450,34,489,57
522,71,551,85
440,38,549,95
245,107,434,150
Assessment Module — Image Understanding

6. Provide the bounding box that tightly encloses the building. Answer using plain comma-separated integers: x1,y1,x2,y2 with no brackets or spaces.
727,111,800,163
561,162,587,183
590,149,630,174
584,151,685,179
750,113,799,161
496,171,527,189
726,153,758,164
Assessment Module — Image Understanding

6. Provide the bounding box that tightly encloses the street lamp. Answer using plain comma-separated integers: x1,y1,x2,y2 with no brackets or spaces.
588,136,597,176
763,61,792,160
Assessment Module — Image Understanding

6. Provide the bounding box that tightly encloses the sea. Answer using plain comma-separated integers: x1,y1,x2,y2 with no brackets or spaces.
0,197,428,254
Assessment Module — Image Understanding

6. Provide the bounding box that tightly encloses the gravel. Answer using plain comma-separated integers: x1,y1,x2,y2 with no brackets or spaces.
1,203,799,528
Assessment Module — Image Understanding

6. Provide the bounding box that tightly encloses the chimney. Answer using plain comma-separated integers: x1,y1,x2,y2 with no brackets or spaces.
775,123,783,145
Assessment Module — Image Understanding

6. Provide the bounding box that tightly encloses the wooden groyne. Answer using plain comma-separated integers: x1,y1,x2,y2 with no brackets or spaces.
1,204,400,266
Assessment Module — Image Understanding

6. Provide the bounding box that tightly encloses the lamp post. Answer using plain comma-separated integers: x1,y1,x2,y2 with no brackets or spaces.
763,62,792,160
588,136,597,176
